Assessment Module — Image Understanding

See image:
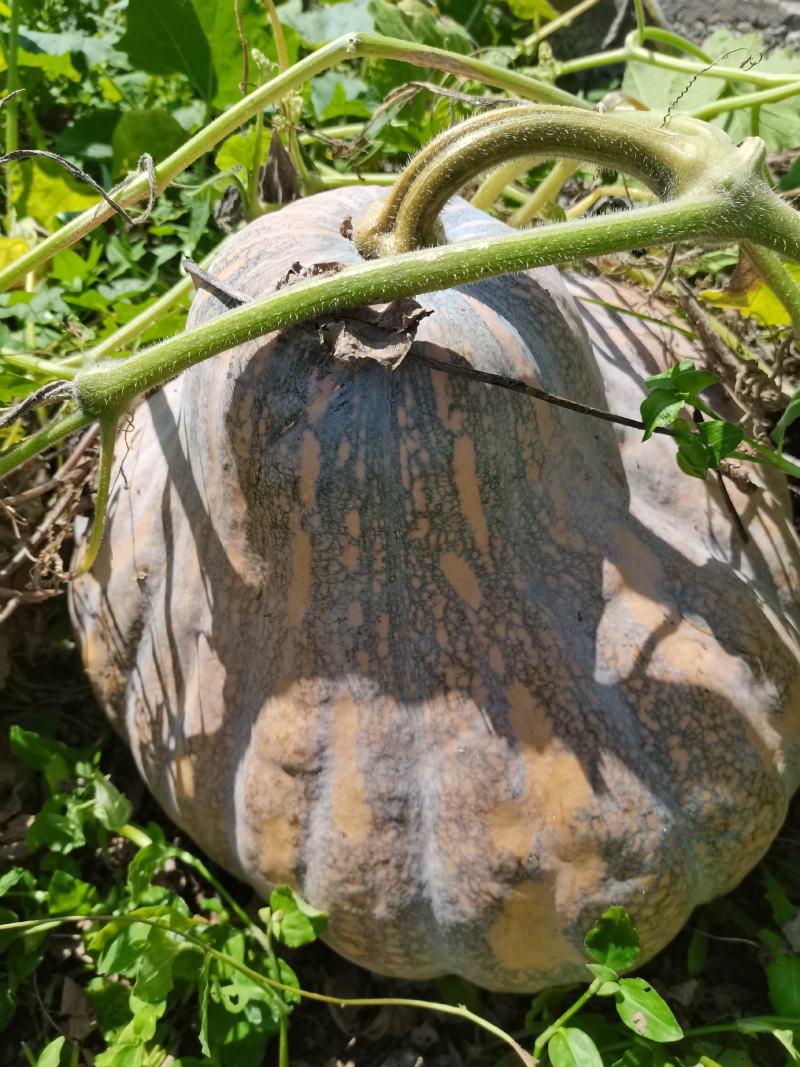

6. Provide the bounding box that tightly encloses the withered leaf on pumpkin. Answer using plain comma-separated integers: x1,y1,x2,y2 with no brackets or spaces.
259,130,299,205
276,260,345,289
319,298,433,369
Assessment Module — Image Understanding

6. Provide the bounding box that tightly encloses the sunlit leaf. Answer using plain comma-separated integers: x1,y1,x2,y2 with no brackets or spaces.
614,977,684,1042
548,1027,604,1067
584,906,640,971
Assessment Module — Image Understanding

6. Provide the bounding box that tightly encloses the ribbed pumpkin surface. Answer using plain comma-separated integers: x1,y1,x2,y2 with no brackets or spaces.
71,186,800,991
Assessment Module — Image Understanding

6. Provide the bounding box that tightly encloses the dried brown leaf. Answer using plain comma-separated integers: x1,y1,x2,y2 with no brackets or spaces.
319,299,433,370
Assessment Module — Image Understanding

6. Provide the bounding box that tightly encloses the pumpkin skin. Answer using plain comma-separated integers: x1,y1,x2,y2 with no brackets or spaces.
71,185,800,992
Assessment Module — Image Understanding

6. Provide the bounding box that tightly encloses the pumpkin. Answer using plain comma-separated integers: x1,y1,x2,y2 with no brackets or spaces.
70,185,800,992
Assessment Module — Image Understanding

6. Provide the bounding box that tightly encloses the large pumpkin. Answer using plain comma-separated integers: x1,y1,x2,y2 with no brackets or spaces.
70,186,800,992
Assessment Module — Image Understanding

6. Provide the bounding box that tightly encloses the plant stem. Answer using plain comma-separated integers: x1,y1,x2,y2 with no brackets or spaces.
67,195,734,423
471,157,539,211
632,0,647,45
0,34,586,293
532,978,602,1060
0,407,91,481
4,0,21,232
639,26,712,63
511,158,578,227
521,0,600,52
70,415,117,577
691,79,800,121
357,109,732,255
557,31,794,86
1,353,79,381
263,0,290,71
0,915,533,1065
745,242,800,338
88,273,196,362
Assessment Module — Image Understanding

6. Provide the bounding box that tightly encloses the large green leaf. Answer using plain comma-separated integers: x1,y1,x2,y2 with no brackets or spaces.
56,109,120,163
278,0,374,46
703,29,800,149
369,0,471,53
112,109,188,177
621,56,723,113
0,34,79,80
119,0,215,101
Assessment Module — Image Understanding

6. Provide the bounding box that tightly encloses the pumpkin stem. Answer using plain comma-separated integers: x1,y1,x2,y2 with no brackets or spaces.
353,109,764,256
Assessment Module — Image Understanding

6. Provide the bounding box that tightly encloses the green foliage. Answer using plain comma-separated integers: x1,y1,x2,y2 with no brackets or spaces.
585,904,641,972
1,727,322,1064
119,0,216,102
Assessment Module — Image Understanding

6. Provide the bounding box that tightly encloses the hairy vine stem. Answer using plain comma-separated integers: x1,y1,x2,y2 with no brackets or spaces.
0,33,586,293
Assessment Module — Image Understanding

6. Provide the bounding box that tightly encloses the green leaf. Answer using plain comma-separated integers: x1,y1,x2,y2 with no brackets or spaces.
27,798,86,854
93,921,152,977
85,977,134,1040
311,71,374,121
214,129,268,175
696,420,744,466
33,1037,65,1067
676,437,710,479
0,868,35,897
112,110,188,178
9,725,74,790
15,27,126,68
622,56,723,114
645,360,718,399
766,954,800,1015
279,0,374,46
548,1027,604,1067
0,42,79,81
773,1029,800,1064
133,927,183,1002
507,0,558,20
127,841,181,898
119,0,215,101
772,386,800,453
780,154,800,191
8,158,99,231
640,389,684,440
584,906,640,971
92,772,133,832
368,0,471,53
269,885,327,947
47,869,99,916
614,977,683,1042
93,1044,147,1067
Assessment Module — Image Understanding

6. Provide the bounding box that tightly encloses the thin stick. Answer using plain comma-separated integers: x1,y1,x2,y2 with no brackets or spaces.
412,351,673,434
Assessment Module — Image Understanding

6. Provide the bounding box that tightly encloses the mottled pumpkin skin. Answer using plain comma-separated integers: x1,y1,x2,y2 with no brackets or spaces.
71,186,800,991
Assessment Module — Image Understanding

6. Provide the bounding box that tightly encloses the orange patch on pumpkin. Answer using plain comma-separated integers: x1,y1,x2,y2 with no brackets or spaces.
452,436,489,556
487,877,583,972
440,553,482,611
330,696,372,846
